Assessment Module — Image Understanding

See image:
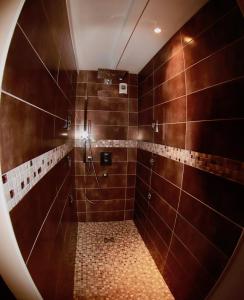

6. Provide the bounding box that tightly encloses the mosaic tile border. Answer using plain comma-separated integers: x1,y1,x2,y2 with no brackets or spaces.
2,143,73,211
75,139,138,148
138,141,244,185
74,139,244,184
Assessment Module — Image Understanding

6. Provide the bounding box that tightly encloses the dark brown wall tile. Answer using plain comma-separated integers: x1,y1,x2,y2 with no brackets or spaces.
76,111,128,126
151,172,180,209
85,162,127,175
179,191,242,256
183,165,244,226
186,119,244,161
169,236,215,297
184,6,244,68
154,72,186,105
138,108,153,125
129,98,138,112
87,83,127,98
137,149,152,168
186,38,244,94
139,74,153,97
174,214,228,278
82,199,125,212
139,90,153,111
181,0,236,45
2,26,60,116
152,154,183,187
91,125,128,140
154,33,182,68
84,188,125,201
77,70,88,82
163,123,186,149
127,126,138,139
154,50,184,87
150,191,176,229
163,253,204,300
83,96,128,111
18,0,60,79
138,126,153,142
154,96,186,124
0,94,55,172
139,58,154,83
85,211,125,222
187,78,244,121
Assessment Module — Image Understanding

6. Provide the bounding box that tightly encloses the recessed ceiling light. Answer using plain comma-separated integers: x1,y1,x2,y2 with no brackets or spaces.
154,27,161,34
184,36,193,43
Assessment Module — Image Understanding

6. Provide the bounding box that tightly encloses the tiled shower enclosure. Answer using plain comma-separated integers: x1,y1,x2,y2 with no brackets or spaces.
0,0,244,299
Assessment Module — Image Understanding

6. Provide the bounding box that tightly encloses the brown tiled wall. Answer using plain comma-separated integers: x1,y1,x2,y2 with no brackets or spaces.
73,70,138,221
135,0,244,299
0,0,77,298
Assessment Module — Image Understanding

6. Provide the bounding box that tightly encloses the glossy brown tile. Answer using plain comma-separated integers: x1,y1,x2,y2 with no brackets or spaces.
139,90,153,111
174,214,228,278
18,0,60,79
150,191,176,229
151,172,180,209
163,123,186,148
187,78,244,121
179,191,242,256
154,96,186,124
152,154,183,187
76,110,128,126
85,211,125,222
91,125,128,140
181,0,236,45
154,50,184,86
0,94,55,172
184,6,244,68
186,119,244,161
154,33,182,68
154,72,186,105
169,236,215,297
183,165,244,226
85,188,126,201
186,38,244,94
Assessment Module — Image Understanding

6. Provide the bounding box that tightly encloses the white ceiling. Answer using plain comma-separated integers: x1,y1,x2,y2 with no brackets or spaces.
67,0,208,73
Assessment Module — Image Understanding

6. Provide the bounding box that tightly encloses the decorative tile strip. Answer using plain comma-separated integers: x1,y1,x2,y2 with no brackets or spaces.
138,141,244,185
75,139,138,148
74,139,244,184
2,143,73,211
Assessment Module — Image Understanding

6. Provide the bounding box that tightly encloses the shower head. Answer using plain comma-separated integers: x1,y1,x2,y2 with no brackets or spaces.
97,68,128,84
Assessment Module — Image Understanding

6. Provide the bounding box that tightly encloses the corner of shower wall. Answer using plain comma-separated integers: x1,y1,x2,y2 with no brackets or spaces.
72,70,138,222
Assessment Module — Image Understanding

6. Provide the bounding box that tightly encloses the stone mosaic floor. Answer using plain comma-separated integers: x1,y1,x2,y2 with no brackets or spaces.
73,221,174,300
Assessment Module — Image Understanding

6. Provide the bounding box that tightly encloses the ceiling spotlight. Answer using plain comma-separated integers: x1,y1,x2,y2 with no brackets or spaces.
154,27,161,34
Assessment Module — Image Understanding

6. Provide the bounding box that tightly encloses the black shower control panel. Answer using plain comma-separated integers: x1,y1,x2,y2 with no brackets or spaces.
100,152,112,165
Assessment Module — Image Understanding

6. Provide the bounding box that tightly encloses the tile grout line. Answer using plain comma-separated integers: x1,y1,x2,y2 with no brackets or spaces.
17,23,71,105
1,90,66,121
26,170,71,264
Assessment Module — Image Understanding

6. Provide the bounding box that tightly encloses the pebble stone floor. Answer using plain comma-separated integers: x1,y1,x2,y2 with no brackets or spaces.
73,220,174,300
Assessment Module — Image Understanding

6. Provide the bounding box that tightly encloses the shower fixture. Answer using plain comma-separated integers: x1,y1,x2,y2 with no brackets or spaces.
81,93,101,207
63,115,72,130
152,120,159,132
97,68,128,84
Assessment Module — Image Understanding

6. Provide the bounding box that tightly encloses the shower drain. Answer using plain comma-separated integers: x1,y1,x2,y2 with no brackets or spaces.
104,237,115,243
